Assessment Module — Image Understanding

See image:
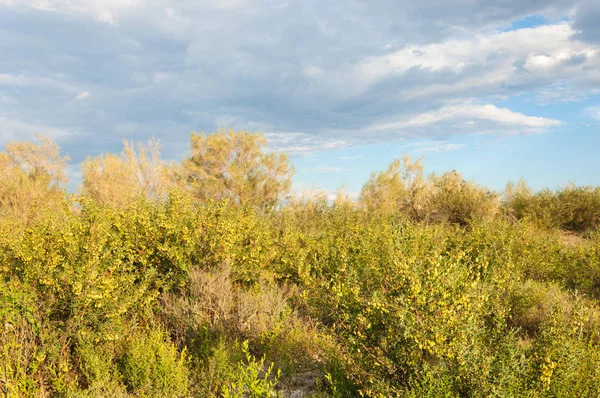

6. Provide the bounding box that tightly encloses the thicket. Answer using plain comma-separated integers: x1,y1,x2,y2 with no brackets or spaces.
1,131,600,397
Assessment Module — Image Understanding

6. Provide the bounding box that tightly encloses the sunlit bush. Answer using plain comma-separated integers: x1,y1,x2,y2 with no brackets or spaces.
504,183,600,233
426,170,500,225
2,134,600,397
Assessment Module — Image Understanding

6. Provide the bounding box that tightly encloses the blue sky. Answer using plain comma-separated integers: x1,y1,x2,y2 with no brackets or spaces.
1,0,599,199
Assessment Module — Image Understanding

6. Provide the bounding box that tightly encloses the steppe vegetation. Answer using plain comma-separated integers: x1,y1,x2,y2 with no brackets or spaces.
1,131,600,397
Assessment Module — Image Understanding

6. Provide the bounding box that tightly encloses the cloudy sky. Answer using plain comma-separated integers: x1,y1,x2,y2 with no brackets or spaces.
1,0,599,197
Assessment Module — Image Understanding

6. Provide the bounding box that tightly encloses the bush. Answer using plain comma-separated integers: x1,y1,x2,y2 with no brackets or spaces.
426,170,499,225
191,339,282,397
3,134,600,397
119,328,189,397
360,159,499,225
505,184,600,233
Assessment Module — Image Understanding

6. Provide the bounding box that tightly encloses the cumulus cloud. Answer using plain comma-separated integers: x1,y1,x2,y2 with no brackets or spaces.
573,0,600,43
369,104,561,135
358,24,582,78
0,0,597,161
353,23,597,101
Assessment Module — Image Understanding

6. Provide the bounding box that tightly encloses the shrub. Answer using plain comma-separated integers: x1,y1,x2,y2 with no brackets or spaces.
119,328,189,397
426,170,499,225
359,159,499,225
184,129,294,208
504,184,600,233
359,155,429,218
2,134,600,397
81,139,176,208
0,135,69,222
193,339,282,397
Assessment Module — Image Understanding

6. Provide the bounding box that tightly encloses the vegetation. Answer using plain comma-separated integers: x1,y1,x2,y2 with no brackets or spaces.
184,129,294,208
1,132,600,397
81,138,174,208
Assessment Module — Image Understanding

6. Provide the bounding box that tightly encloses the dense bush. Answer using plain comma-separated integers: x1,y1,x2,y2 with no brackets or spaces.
0,135,69,221
426,171,499,225
2,133,600,397
504,183,600,233
360,158,499,225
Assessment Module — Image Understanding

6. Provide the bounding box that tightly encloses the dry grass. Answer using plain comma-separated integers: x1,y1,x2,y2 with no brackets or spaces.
161,264,324,367
508,281,574,335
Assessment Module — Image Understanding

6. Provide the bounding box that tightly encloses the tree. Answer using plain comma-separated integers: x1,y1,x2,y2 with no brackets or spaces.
183,129,293,207
81,138,175,207
359,155,429,218
0,134,69,220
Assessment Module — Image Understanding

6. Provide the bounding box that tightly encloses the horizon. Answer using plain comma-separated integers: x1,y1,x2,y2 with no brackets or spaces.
39,132,600,199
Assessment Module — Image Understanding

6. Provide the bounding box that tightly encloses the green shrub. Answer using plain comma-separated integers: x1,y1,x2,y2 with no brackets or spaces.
193,339,282,397
222,340,282,398
426,170,499,225
3,138,600,397
119,328,189,397
73,341,130,398
505,185,600,233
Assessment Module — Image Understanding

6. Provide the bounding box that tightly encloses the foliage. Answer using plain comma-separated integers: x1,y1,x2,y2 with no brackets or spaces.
359,155,429,218
2,133,600,397
0,135,69,221
81,138,175,207
426,170,499,225
504,184,600,233
503,178,533,221
119,328,189,397
221,340,282,398
360,158,499,225
184,129,294,208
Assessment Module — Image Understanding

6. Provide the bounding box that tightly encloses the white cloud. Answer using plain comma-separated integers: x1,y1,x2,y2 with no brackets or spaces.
304,65,323,77
342,23,599,104
213,0,246,10
357,23,583,80
74,91,90,100
0,0,597,168
22,0,142,25
96,10,115,24
152,72,175,83
264,132,348,155
339,155,362,159
369,104,561,133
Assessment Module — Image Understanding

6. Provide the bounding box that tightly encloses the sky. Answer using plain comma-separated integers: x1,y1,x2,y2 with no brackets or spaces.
1,0,599,199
